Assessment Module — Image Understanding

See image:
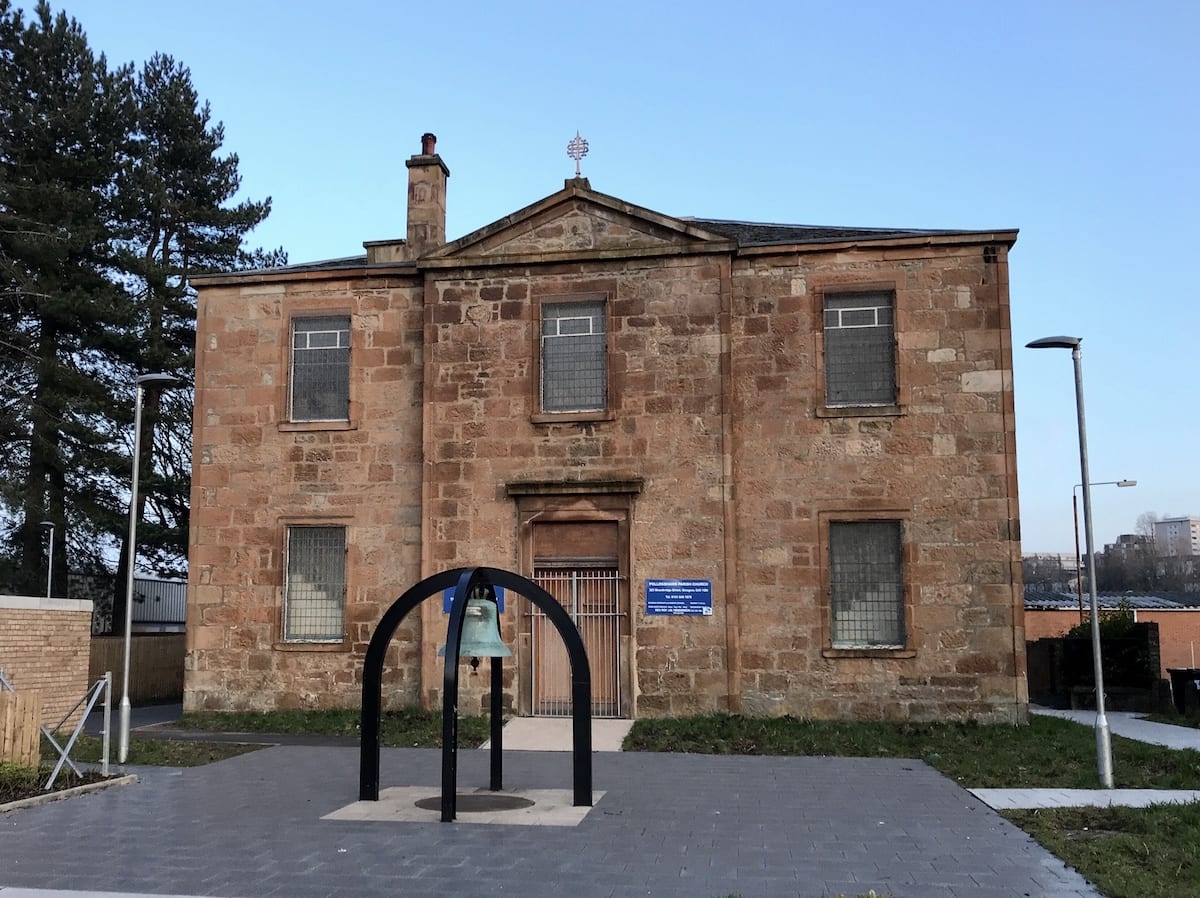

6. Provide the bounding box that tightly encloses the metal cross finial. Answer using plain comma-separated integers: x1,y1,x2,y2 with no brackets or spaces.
567,131,589,177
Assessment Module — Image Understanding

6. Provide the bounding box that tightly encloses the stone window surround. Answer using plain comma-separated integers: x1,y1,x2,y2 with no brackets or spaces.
278,303,358,433
530,290,617,425
812,277,904,419
817,506,916,660
274,515,353,651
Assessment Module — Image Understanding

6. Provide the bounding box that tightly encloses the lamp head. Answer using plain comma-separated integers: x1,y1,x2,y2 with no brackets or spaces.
1026,336,1081,350
1117,480,1136,487
136,373,182,387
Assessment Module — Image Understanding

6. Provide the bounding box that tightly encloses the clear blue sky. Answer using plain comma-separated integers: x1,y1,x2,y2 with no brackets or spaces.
42,0,1198,555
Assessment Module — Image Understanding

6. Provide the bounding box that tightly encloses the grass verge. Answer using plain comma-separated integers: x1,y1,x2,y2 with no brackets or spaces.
624,713,1200,788
0,762,109,805
3,736,260,808
1142,711,1200,730
1006,803,1200,898
175,706,491,748
54,733,262,767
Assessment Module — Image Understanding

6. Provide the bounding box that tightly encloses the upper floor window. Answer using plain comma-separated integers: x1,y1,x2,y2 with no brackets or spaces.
284,525,346,642
291,316,350,421
823,292,895,407
828,520,905,648
541,300,606,413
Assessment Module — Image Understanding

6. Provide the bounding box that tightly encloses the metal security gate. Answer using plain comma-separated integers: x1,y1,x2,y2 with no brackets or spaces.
531,565,622,717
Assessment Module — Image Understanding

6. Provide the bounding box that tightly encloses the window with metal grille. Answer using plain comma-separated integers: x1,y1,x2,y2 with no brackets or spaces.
541,301,606,412
291,316,350,421
284,526,345,642
823,292,895,406
829,520,904,648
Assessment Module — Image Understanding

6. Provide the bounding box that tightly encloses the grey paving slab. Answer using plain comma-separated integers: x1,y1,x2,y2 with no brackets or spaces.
0,892,209,897
971,786,1200,809
1031,705,1200,751
0,746,1103,898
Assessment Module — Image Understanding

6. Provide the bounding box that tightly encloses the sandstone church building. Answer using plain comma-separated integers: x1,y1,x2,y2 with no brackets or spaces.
185,134,1027,722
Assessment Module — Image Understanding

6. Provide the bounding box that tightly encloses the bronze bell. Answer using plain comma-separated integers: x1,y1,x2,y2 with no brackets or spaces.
438,597,511,663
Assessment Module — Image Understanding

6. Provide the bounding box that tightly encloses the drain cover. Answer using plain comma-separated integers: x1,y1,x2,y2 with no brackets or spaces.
414,793,535,812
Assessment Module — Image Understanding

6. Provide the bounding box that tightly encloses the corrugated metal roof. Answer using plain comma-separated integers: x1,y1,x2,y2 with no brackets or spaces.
1024,589,1200,611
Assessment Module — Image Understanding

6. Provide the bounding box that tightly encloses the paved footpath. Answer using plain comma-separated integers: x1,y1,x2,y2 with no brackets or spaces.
0,745,1101,898
965,707,1200,811
1032,706,1200,751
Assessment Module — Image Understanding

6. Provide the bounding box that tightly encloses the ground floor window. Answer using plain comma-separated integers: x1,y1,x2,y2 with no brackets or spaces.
829,520,904,648
284,525,346,642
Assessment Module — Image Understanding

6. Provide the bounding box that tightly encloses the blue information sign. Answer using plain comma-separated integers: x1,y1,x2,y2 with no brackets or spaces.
646,579,712,616
443,586,505,613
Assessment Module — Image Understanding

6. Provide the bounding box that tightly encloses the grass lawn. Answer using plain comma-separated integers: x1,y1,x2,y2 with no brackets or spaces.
5,708,487,808
175,706,491,748
625,713,1200,789
1,736,261,808
627,713,1200,898
1142,711,1200,730
0,762,109,805
57,733,262,767
1006,803,1200,898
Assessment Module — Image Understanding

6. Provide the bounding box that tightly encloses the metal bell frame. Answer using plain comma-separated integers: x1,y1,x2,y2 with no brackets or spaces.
358,566,593,821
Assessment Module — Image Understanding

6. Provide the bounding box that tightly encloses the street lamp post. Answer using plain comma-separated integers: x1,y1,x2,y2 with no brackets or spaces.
118,373,180,764
40,521,54,598
1027,336,1113,788
1072,480,1136,623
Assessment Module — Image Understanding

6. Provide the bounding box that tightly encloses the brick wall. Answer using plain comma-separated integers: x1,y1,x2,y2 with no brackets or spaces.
1025,609,1078,642
1140,611,1200,676
1026,607,1200,679
0,595,94,727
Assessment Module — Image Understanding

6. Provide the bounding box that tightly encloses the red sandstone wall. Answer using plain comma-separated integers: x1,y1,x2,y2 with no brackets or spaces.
420,255,730,716
730,244,1024,722
186,198,1025,723
185,273,426,711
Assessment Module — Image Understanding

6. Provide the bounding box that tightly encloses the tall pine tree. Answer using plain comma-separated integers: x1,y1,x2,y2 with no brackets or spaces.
0,3,283,619
0,0,137,595
109,53,279,605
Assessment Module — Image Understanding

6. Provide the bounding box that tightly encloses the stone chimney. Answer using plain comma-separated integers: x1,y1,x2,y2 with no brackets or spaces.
404,132,450,259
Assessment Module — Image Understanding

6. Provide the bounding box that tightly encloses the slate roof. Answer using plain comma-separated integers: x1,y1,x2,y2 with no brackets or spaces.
221,210,1010,280
683,218,987,247
255,253,374,275
1024,588,1200,611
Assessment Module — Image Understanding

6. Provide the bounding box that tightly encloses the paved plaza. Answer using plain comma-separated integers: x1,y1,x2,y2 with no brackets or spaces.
1,742,1102,898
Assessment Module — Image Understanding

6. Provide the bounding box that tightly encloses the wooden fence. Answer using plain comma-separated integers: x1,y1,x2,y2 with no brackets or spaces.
89,634,185,704
0,690,41,767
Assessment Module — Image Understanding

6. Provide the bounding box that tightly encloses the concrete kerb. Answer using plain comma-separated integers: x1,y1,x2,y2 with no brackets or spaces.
0,774,137,815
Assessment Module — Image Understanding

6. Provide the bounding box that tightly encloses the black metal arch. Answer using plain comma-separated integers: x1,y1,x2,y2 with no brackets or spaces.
358,566,592,816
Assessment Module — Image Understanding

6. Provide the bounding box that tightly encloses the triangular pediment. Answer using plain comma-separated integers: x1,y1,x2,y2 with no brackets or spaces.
423,179,735,265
